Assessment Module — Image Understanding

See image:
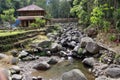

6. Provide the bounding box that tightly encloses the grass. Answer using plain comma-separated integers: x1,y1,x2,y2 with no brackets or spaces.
0,28,45,37
0,30,26,37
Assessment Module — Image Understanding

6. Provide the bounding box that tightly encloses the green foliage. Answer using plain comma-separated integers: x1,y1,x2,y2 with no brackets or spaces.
71,0,93,26
0,8,16,23
37,51,47,56
35,18,46,27
90,6,104,27
30,23,38,28
77,48,83,55
30,18,46,28
114,9,120,31
109,34,116,41
90,3,111,31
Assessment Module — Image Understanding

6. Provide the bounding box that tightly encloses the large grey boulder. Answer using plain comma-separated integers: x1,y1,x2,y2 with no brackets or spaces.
95,76,109,80
80,37,94,48
38,40,51,48
18,50,29,59
33,62,51,70
10,66,21,74
47,58,58,65
85,42,100,54
51,42,62,52
105,67,120,78
61,69,88,80
82,57,95,67
10,50,18,57
0,53,7,59
10,57,19,65
12,74,23,80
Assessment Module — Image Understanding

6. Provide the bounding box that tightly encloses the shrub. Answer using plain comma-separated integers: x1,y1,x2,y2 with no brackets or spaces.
0,9,16,23
109,34,117,41
30,18,46,28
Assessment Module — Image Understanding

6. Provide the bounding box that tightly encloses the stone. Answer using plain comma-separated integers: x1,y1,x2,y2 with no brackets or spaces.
82,57,95,67
18,50,29,59
73,46,80,52
32,77,38,80
105,67,120,78
86,27,98,38
22,56,35,61
60,51,67,57
10,50,18,57
10,57,19,65
62,69,88,80
38,40,51,48
37,76,42,80
51,42,62,52
95,76,109,80
12,74,22,80
80,37,94,48
85,42,100,54
46,51,52,56
33,62,51,70
47,58,58,65
68,41,77,48
0,53,7,59
10,66,21,74
61,38,67,46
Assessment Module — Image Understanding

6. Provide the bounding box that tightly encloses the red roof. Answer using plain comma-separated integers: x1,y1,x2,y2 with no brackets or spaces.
17,4,44,11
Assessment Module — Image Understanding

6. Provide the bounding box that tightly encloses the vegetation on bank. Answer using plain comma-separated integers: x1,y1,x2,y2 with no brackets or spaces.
0,30,25,37
71,0,120,43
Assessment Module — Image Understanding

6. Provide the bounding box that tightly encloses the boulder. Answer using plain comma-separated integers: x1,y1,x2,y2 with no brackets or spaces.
38,40,51,48
73,46,80,52
62,69,88,80
47,58,58,65
51,42,62,52
80,37,94,48
60,51,67,57
12,74,23,80
105,67,120,78
10,50,18,57
0,53,7,59
33,62,51,70
86,27,98,38
32,76,42,80
10,57,19,65
82,57,95,67
95,76,109,80
22,56,35,61
60,38,67,46
18,50,29,59
10,66,21,74
85,42,100,54
68,41,77,48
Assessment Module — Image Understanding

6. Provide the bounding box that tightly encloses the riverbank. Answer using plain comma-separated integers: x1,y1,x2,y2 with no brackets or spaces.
0,22,120,80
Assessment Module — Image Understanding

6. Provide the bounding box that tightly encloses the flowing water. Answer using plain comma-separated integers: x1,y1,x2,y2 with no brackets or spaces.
32,59,95,80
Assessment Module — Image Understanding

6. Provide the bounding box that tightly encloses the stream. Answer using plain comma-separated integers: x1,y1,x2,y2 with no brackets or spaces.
17,56,95,80
32,59,95,80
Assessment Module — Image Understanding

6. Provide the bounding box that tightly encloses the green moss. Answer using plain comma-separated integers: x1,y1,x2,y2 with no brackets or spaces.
77,48,83,55
37,51,47,56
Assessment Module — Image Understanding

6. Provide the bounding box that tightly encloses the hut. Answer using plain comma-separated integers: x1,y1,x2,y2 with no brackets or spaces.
17,4,46,27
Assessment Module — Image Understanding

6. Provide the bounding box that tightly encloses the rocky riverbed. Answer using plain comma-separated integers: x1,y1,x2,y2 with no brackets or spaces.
0,22,120,80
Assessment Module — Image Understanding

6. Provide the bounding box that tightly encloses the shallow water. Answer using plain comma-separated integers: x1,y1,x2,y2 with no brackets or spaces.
32,59,95,80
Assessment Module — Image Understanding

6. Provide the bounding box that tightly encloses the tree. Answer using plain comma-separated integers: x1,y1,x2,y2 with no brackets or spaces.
0,8,16,23
48,0,60,18
59,0,71,18
71,0,93,26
